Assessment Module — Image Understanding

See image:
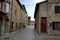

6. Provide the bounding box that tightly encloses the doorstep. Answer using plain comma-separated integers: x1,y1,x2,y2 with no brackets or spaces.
40,33,48,36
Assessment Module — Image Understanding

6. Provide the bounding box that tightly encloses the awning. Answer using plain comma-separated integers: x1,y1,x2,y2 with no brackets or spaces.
0,11,6,15
0,11,6,21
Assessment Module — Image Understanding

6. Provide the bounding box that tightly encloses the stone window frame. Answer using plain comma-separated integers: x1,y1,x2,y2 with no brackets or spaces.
54,4,60,14
6,2,10,13
55,6,60,13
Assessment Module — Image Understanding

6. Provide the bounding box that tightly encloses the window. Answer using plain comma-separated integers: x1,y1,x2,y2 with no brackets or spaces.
55,6,60,13
52,22,60,30
15,10,17,16
6,2,10,12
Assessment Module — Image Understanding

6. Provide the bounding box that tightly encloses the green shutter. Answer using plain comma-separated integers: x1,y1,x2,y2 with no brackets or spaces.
59,6,60,13
55,6,60,13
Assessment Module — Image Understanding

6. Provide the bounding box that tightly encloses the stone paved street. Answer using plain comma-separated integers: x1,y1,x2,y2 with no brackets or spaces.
0,25,60,40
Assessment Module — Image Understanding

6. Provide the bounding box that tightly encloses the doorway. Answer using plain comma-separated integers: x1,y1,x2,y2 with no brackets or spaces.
41,17,47,33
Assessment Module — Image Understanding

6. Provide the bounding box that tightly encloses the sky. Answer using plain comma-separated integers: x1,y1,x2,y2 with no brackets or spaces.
19,0,45,21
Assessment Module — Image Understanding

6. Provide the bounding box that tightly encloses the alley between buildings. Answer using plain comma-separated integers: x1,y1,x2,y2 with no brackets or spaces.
0,25,60,40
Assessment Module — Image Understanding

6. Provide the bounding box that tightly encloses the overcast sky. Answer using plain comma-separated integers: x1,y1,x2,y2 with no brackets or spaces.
19,0,45,21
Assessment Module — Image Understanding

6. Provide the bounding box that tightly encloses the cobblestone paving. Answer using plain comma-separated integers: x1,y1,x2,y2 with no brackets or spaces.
0,25,60,40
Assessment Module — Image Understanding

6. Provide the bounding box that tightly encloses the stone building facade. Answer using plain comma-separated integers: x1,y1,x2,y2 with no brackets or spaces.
10,0,22,31
22,5,28,27
10,0,27,31
34,0,60,36
47,0,60,35
0,0,12,36
0,0,28,36
28,16,31,25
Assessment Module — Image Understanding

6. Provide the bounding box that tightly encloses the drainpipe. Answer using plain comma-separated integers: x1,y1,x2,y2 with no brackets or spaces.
47,0,48,34
39,7,40,35
47,0,49,35
0,1,3,36
9,0,13,33
0,2,1,36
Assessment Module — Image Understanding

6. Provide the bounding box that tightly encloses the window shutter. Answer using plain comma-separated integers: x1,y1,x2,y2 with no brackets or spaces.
55,6,60,13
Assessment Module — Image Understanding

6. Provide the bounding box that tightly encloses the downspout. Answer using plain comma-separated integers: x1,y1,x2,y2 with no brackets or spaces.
39,5,40,35
0,1,4,36
47,0,49,35
9,0,13,33
0,2,2,36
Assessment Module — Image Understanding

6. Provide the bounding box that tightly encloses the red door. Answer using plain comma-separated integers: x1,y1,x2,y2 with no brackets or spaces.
41,17,47,33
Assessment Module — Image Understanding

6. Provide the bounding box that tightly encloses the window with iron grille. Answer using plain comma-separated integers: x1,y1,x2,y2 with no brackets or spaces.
52,22,60,30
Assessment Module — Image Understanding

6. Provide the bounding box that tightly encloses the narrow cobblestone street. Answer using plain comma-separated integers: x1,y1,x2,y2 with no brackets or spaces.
1,0,60,40
0,25,60,40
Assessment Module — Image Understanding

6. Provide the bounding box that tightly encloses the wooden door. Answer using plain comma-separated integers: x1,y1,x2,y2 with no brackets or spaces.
41,17,47,33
